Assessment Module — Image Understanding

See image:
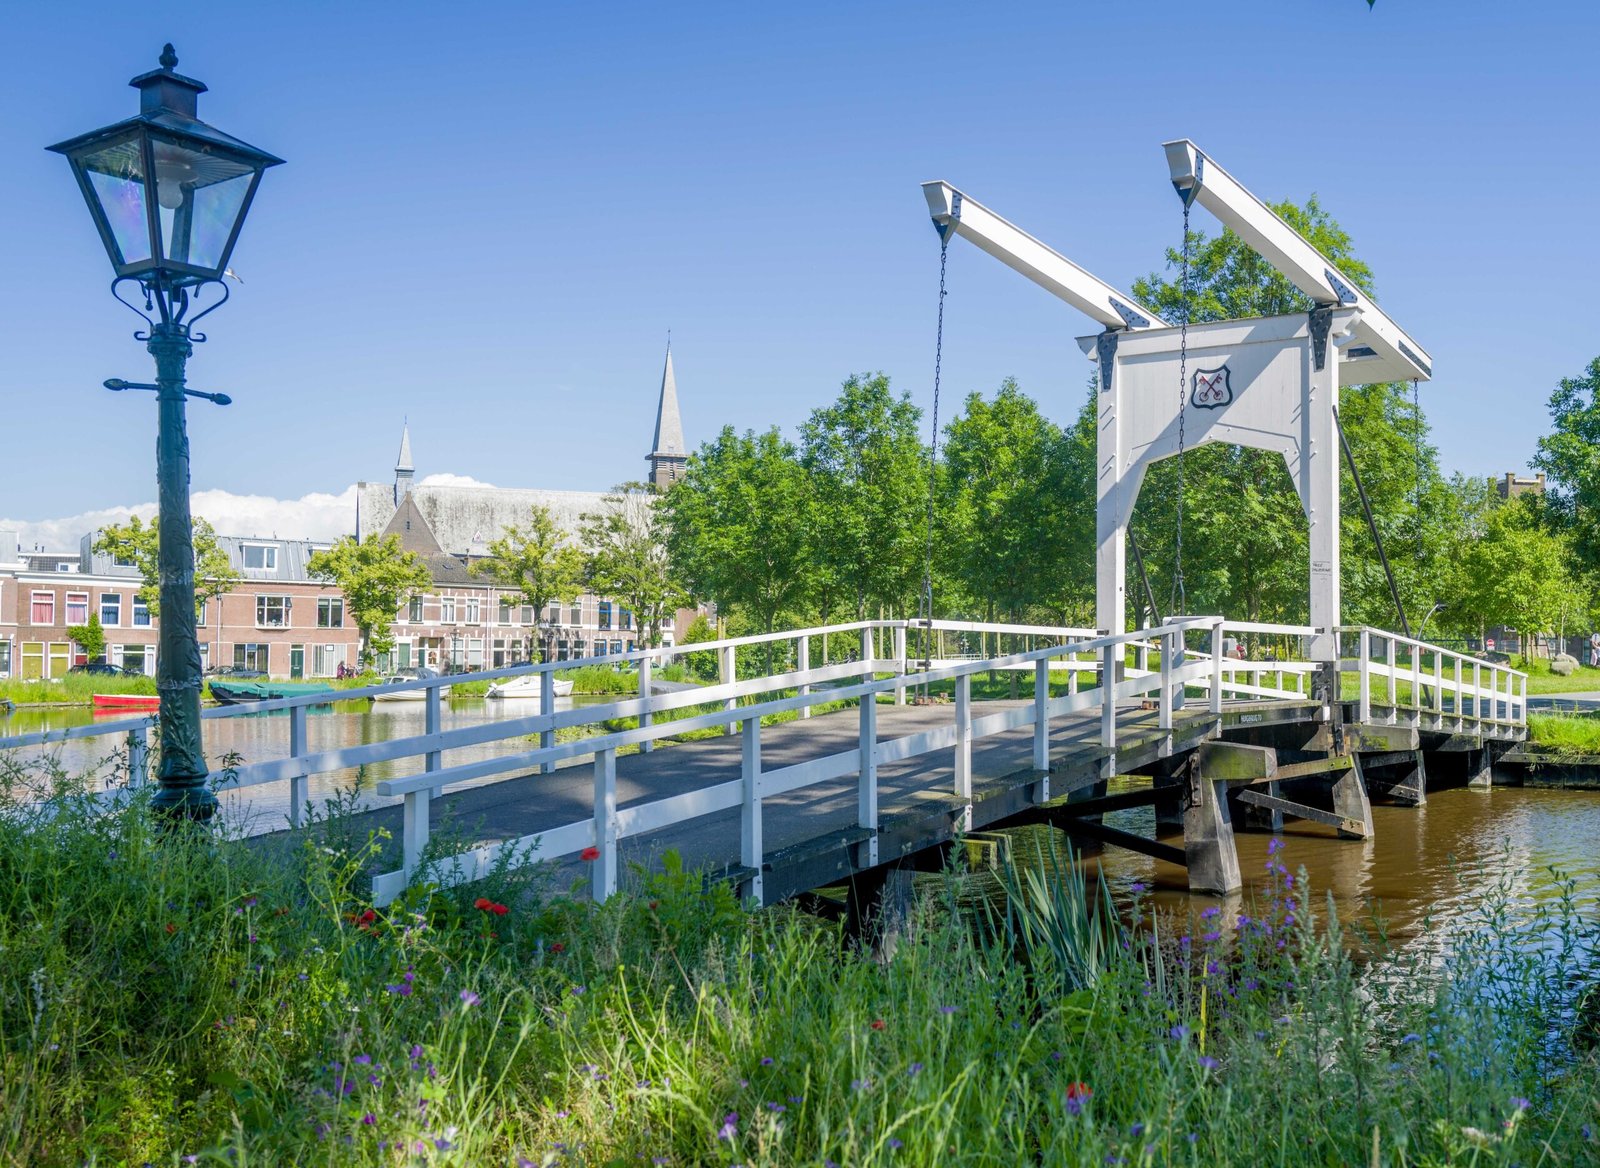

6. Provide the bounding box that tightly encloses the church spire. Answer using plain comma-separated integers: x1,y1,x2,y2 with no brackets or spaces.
647,341,686,490
394,421,415,504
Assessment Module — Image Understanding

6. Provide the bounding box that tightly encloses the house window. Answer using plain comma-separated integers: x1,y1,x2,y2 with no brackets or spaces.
120,645,152,675
256,595,290,628
197,599,208,627
100,593,122,626
313,644,344,677
521,604,534,624
621,608,634,630
467,638,484,668
498,600,513,625
112,551,137,568
547,604,562,626
65,593,89,624
0,641,10,676
132,598,152,627
242,544,278,571
441,597,456,623
30,592,54,625
466,596,480,624
598,600,612,630
317,597,344,628
233,643,271,672
409,596,424,623
611,639,624,656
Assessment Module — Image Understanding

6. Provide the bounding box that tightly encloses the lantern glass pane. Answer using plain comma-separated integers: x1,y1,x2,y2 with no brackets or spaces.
152,138,256,274
79,138,152,266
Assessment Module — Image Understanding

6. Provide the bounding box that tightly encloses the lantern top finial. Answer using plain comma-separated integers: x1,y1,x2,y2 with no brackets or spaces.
159,43,178,71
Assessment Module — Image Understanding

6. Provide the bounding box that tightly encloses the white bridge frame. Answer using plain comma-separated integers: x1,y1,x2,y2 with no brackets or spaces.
0,620,1525,906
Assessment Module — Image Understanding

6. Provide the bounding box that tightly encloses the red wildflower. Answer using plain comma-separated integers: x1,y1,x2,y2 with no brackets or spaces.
489,903,509,916
870,1020,886,1031
473,897,492,911
164,922,177,934
550,942,565,954
581,846,601,862
1065,1082,1092,1101
357,909,377,927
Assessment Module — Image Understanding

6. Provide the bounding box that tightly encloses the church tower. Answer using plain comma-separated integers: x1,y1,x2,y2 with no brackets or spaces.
394,422,415,504
646,343,687,491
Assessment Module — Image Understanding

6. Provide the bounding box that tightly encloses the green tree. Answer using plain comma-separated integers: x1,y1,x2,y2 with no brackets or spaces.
678,612,719,682
800,374,927,622
473,505,585,662
660,427,811,661
1452,494,1582,655
67,611,106,662
581,482,688,650
92,515,238,619
1531,355,1600,572
307,534,432,665
942,379,1078,627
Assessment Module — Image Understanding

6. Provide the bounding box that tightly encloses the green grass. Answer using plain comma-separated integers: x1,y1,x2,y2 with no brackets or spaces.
1526,711,1600,758
1518,658,1600,694
0,763,1596,1166
0,672,158,705
449,664,700,700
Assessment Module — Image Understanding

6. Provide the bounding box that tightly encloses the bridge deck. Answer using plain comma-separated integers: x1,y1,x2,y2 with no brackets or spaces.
318,696,1313,902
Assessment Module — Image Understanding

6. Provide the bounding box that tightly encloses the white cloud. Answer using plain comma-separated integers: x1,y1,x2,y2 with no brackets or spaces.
0,484,360,551
417,473,498,489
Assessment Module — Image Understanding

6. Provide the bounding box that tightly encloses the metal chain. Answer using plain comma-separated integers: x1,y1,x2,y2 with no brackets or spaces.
918,240,949,680
1170,202,1191,616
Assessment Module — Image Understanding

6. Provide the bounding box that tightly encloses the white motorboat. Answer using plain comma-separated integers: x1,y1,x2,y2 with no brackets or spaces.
485,674,574,700
372,675,451,702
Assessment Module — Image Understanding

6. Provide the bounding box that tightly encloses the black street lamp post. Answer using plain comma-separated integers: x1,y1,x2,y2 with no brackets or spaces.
48,46,282,820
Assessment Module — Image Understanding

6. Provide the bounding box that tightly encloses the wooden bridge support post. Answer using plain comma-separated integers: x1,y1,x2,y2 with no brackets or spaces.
893,624,908,706
1185,754,1243,895
288,704,309,828
592,748,618,901
954,673,973,831
845,861,917,960
638,658,654,753
1467,747,1493,789
859,693,879,866
1236,781,1284,832
741,718,763,904
538,671,555,775
798,636,811,720
1100,644,1117,763
721,646,737,736
1329,762,1375,839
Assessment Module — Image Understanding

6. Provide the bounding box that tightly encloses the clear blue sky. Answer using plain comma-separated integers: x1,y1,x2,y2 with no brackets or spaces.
4,0,1597,527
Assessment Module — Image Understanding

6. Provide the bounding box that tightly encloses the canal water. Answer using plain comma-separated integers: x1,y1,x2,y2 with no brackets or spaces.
3,702,1596,955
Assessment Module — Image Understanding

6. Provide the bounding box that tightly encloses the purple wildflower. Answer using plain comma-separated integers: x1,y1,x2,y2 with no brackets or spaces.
1511,1097,1531,1111
459,990,480,1007
1169,1025,1189,1041
908,1062,924,1076
760,1057,774,1066
937,1005,957,1015
361,1113,376,1125
1198,1055,1220,1071
717,1113,738,1142
766,1102,786,1113
888,1138,903,1149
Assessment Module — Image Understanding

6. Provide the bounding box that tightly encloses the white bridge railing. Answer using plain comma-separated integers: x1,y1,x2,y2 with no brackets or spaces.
0,617,1524,906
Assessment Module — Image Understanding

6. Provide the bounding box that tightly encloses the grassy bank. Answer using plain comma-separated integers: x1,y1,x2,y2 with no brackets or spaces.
1526,711,1600,758
448,664,697,700
0,778,1596,1166
0,673,159,706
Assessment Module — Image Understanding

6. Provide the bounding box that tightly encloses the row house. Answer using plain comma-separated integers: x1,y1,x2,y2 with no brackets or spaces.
0,532,358,681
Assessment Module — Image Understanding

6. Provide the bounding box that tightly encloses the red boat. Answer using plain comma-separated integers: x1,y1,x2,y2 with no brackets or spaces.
92,693,161,713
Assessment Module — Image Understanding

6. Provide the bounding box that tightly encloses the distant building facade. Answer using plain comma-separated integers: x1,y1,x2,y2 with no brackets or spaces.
1496,472,1546,499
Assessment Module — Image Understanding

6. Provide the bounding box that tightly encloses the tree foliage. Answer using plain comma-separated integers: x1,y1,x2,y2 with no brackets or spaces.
1532,355,1600,572
580,483,688,650
473,506,585,661
92,515,238,619
67,612,105,662
307,534,432,665
1449,494,1585,649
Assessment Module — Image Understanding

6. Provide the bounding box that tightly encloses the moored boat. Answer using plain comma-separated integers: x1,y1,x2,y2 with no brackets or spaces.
372,676,451,702
92,693,161,713
485,674,574,700
208,680,337,706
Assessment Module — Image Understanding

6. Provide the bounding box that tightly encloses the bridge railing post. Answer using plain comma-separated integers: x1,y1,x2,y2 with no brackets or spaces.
1357,629,1371,726
1210,621,1224,716
798,636,811,720
1519,671,1527,725
721,645,737,735
592,747,618,902
402,786,430,884
1033,658,1050,775
1159,627,1174,732
1068,642,1080,695
1387,636,1398,710
539,667,555,775
859,689,879,866
954,673,972,831
741,717,763,904
1412,642,1422,713
1100,644,1116,751
893,623,908,706
126,725,149,789
1472,660,1482,721
1453,656,1463,726
1433,651,1443,715
426,682,445,791
638,657,653,753
288,703,309,828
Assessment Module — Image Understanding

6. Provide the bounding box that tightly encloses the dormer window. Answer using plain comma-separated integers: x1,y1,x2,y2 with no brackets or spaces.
242,544,277,571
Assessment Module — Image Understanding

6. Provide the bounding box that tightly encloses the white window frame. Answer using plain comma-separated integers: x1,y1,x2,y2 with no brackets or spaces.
30,591,54,626
132,597,152,627
466,596,481,624
100,593,122,627
441,597,457,623
256,594,291,629
65,592,89,625
241,544,278,571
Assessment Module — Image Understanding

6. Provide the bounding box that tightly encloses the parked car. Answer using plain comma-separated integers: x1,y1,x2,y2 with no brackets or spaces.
68,661,145,678
207,665,268,679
